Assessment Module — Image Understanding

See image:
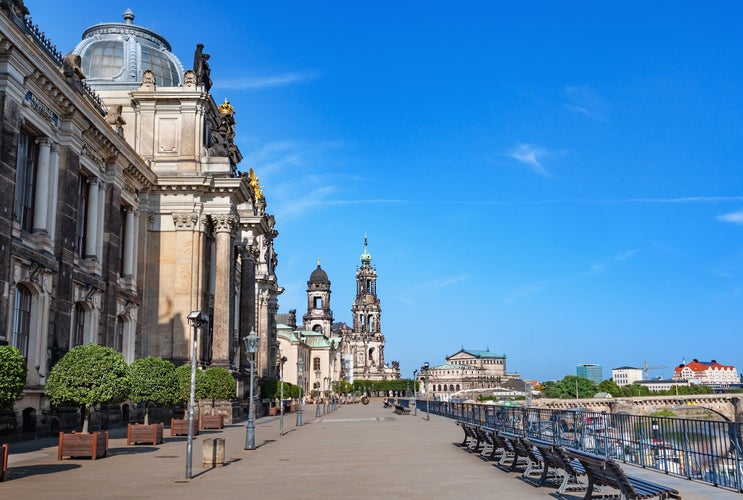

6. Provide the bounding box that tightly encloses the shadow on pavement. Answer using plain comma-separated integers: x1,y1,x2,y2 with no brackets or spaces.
108,446,159,456
8,463,81,480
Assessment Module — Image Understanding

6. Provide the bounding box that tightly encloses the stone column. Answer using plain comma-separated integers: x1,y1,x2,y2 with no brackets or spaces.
85,179,99,259
32,138,51,233
46,143,60,241
96,181,106,260
123,208,135,277
212,215,234,366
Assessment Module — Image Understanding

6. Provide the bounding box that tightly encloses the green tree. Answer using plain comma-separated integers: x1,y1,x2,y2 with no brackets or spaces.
597,379,621,397
202,366,236,402
0,345,27,409
45,344,129,433
542,376,597,399
128,357,178,424
175,364,207,406
620,383,650,397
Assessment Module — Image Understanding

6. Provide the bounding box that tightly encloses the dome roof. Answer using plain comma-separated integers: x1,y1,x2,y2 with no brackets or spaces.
309,261,329,284
72,9,184,90
360,235,372,265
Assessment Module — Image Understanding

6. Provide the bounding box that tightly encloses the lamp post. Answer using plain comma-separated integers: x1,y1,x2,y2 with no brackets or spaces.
413,369,418,416
325,375,333,413
243,329,260,450
315,369,322,417
185,311,208,479
423,362,430,421
297,355,305,426
279,355,287,436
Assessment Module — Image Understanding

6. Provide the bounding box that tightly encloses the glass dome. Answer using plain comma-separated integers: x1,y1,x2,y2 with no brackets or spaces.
73,9,184,89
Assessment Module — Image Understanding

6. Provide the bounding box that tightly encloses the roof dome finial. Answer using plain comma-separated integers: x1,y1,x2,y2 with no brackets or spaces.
123,8,135,24
360,233,372,265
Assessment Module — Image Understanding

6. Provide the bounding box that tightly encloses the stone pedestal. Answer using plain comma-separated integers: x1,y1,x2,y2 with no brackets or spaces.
202,438,225,467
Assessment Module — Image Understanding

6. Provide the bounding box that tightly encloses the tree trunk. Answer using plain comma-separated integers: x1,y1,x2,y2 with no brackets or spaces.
82,405,90,434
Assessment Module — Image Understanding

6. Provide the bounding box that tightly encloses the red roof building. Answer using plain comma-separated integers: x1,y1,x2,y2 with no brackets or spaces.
673,359,739,385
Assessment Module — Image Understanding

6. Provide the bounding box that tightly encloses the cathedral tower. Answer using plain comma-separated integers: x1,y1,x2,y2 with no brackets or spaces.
303,260,333,336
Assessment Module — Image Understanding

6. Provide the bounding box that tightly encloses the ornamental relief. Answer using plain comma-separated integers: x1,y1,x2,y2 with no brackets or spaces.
212,214,235,233
173,212,198,230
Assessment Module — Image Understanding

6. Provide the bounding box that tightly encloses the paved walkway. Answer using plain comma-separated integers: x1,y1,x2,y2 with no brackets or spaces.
1,401,738,498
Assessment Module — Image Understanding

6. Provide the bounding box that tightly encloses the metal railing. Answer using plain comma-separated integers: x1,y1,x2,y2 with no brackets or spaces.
412,399,743,492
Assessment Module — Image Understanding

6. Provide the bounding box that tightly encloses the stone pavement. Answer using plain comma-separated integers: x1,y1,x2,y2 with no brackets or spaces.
1,401,738,499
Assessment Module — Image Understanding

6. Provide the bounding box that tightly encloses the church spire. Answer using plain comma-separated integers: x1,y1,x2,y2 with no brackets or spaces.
360,233,372,266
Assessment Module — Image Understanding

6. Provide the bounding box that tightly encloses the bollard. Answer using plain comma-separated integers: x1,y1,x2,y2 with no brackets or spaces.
202,438,225,467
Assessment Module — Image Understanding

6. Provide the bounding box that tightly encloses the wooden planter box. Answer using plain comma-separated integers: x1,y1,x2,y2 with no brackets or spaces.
1,443,8,482
170,418,198,436
57,431,108,460
127,423,164,445
199,414,224,430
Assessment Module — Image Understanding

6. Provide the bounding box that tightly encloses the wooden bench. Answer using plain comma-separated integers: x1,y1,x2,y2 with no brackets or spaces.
564,448,682,500
393,404,411,415
479,427,507,461
199,414,224,430
1,443,7,482
127,423,164,445
529,438,589,496
498,432,532,472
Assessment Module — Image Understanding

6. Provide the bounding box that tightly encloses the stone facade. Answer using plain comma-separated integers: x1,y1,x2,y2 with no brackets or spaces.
420,348,520,401
0,4,280,434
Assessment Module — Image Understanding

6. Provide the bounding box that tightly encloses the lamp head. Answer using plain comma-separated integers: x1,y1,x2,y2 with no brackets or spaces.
187,311,208,327
242,329,260,353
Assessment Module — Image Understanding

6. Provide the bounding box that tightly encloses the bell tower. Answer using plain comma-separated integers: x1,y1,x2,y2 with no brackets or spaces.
303,260,333,336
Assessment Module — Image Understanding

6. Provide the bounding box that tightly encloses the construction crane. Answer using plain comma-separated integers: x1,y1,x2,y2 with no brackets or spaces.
644,361,667,380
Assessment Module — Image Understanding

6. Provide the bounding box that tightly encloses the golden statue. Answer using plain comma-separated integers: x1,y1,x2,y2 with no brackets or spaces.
248,168,264,200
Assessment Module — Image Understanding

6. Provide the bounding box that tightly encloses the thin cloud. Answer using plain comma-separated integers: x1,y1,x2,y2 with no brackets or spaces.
588,262,606,275
218,70,320,90
718,210,743,225
509,144,551,177
564,85,608,122
613,249,640,261
504,282,546,304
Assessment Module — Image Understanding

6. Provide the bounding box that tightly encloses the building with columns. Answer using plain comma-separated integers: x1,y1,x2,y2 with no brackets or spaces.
0,3,280,428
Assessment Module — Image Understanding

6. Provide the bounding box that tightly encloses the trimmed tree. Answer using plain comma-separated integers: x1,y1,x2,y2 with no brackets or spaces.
128,357,178,425
45,344,129,433
175,364,207,410
0,345,27,410
202,366,236,403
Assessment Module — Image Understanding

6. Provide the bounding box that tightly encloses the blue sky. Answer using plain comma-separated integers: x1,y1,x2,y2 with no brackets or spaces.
28,1,743,382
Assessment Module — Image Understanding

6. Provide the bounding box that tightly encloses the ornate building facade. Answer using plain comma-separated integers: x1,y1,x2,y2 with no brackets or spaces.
0,2,280,428
420,348,521,401
338,236,399,382
276,237,399,393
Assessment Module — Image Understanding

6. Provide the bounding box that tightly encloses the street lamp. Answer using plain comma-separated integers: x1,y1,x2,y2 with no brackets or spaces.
185,311,208,479
297,355,305,426
279,355,287,436
315,369,322,417
413,369,418,416
325,375,333,413
243,329,260,450
423,362,430,421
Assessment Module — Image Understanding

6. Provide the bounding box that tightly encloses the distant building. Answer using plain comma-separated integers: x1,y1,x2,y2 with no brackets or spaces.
577,364,603,385
612,366,643,387
673,359,739,387
419,348,521,401
636,379,690,392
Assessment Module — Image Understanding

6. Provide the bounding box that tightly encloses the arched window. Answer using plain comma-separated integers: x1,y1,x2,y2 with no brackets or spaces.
114,316,125,352
73,302,86,346
456,384,460,391
12,284,32,361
